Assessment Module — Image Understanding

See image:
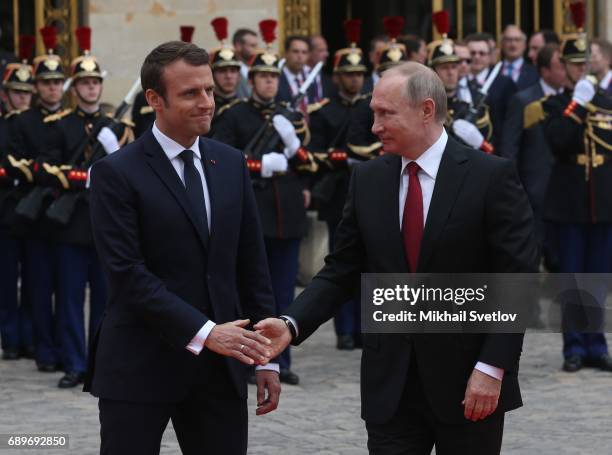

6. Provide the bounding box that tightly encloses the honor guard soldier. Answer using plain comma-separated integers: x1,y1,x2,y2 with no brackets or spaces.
208,18,242,137
307,19,367,350
346,16,407,159
0,35,35,361
132,26,196,138
41,27,133,388
213,19,314,385
527,3,612,373
428,11,494,154
7,27,66,371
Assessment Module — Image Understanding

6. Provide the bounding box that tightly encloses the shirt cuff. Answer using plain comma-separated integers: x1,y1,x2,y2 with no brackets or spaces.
281,315,299,338
475,361,504,380
256,363,280,373
186,320,216,355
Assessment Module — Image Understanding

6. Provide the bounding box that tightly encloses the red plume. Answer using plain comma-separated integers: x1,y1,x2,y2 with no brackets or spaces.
40,27,58,53
75,27,91,52
432,10,450,36
569,1,585,30
19,35,36,62
259,19,277,45
211,17,228,42
180,26,195,43
383,16,405,40
344,19,362,45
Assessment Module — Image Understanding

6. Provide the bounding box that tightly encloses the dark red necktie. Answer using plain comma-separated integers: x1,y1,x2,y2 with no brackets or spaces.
402,162,423,272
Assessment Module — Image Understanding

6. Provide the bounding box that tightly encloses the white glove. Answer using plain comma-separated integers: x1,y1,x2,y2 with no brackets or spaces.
97,126,120,154
261,152,288,178
272,115,300,158
452,119,484,149
572,79,596,106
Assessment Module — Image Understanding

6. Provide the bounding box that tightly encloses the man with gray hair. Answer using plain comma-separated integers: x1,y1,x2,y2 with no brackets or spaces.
255,62,538,454
501,24,539,90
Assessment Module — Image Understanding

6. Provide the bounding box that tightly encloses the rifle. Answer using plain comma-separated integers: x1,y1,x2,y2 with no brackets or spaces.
45,77,141,226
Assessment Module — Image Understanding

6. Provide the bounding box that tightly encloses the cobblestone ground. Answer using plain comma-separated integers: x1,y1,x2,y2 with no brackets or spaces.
1,324,611,454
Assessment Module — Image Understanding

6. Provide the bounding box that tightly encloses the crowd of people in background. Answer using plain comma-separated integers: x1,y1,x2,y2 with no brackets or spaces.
1,9,611,391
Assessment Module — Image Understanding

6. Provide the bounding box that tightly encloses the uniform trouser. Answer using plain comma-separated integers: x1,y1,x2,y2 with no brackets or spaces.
56,243,107,373
264,238,300,370
25,238,59,365
327,220,361,337
0,226,33,351
554,223,611,359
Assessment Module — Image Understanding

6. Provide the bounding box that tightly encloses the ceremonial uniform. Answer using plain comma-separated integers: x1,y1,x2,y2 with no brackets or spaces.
39,27,133,386
0,41,36,360
533,32,612,370
5,27,67,369
213,24,314,379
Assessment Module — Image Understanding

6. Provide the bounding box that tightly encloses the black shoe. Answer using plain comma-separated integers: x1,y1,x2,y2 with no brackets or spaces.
20,346,36,359
279,368,300,385
37,363,60,373
585,354,612,372
2,348,20,360
337,335,355,350
58,372,85,388
563,355,583,372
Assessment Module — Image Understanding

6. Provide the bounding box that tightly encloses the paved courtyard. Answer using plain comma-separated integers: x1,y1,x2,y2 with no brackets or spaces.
1,323,611,454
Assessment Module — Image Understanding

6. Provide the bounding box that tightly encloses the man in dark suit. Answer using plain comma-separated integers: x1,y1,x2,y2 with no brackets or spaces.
500,25,539,91
86,40,280,455
464,33,517,149
500,44,565,249
276,36,318,114
256,62,538,454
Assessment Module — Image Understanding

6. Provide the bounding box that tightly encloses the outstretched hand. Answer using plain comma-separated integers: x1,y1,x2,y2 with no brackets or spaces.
204,319,272,366
253,318,292,359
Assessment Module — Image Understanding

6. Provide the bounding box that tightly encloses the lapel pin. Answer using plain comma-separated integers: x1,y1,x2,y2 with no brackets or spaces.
210,159,216,165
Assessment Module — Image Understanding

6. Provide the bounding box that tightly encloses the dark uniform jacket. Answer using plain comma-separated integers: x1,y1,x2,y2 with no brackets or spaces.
538,89,612,224
212,98,313,239
131,91,155,139
308,93,363,225
346,94,383,161
42,107,133,246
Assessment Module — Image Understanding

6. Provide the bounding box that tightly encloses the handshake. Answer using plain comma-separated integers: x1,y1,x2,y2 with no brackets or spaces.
203,317,293,366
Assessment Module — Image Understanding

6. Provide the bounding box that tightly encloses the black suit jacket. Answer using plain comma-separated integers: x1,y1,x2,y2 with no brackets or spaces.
285,137,538,424
471,69,517,149
515,62,539,91
85,130,275,402
499,82,554,241
276,69,319,105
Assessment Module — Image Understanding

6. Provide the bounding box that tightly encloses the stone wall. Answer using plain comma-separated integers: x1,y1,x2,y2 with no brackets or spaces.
89,0,278,107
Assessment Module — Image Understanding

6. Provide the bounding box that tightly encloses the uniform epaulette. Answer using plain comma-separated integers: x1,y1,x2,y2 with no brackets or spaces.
43,108,72,123
139,105,154,115
358,92,372,100
523,96,549,129
120,118,135,128
217,98,245,116
306,98,330,114
5,109,26,119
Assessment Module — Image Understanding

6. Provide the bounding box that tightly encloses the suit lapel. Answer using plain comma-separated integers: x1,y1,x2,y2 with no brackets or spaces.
381,154,410,272
418,139,470,271
143,131,209,251
199,138,219,249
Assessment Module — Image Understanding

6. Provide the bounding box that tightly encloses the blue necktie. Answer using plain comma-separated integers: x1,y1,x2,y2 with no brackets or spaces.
180,150,209,242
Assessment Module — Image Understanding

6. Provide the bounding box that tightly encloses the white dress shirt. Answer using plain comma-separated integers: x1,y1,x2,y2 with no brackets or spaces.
286,129,503,380
398,129,503,381
152,123,278,372
283,66,307,98
502,57,524,84
539,78,560,97
457,77,473,104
